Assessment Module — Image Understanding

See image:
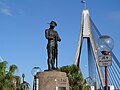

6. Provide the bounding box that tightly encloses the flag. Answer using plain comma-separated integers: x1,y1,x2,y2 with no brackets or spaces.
81,0,86,3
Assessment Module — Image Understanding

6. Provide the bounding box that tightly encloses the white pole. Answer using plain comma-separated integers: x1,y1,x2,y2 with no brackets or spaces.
36,78,39,90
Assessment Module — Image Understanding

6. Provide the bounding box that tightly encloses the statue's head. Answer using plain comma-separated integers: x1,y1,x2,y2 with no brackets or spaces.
49,21,57,27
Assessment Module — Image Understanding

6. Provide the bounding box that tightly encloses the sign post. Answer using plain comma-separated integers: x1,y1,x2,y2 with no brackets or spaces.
98,55,112,67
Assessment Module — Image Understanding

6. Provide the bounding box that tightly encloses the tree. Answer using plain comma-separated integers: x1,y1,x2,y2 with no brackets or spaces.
59,64,90,90
0,61,8,89
0,61,8,75
0,61,23,90
21,73,31,90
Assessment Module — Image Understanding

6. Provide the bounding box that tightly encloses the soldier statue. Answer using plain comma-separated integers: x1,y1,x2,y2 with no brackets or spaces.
45,21,61,70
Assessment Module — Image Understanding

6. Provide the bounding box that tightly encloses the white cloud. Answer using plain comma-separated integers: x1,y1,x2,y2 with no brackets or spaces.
0,1,24,16
0,1,13,16
0,7,12,16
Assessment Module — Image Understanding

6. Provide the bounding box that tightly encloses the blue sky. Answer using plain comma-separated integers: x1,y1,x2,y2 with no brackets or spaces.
0,0,120,88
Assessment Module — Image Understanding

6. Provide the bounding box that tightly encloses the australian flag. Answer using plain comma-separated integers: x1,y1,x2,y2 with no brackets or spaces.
81,0,86,3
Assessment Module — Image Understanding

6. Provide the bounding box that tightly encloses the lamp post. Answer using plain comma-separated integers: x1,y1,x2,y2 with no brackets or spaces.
31,67,41,90
97,35,114,90
22,73,30,90
22,73,25,83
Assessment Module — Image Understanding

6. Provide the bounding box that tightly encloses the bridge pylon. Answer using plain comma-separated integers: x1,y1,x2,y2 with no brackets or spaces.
74,9,105,88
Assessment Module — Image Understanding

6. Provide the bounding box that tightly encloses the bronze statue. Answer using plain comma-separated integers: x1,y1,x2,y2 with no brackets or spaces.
45,21,61,70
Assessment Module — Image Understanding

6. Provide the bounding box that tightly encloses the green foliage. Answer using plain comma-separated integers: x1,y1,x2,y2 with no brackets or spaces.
0,61,23,90
59,64,90,90
0,61,8,75
21,81,31,90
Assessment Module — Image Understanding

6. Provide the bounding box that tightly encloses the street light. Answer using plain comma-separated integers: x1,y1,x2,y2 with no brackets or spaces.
22,73,25,83
97,35,114,53
97,35,114,90
22,73,31,90
31,67,41,90
31,67,41,76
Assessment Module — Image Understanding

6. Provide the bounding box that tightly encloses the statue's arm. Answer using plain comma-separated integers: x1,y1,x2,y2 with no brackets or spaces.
57,32,61,42
45,30,53,40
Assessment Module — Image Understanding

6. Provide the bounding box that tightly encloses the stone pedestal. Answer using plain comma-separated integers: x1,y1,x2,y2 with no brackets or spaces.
36,70,69,90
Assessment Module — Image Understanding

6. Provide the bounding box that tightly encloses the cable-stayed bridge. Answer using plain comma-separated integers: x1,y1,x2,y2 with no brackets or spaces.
74,9,120,89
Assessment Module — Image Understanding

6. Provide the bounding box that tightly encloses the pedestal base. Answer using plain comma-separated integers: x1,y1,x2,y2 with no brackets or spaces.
36,70,69,90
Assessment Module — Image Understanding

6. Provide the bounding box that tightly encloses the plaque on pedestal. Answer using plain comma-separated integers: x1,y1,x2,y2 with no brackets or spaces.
36,70,69,90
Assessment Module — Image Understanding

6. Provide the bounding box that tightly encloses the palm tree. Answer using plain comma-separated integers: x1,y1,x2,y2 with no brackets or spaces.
59,64,90,90
5,64,18,90
21,81,31,90
0,61,8,89
0,61,22,90
9,64,18,75
0,61,8,75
